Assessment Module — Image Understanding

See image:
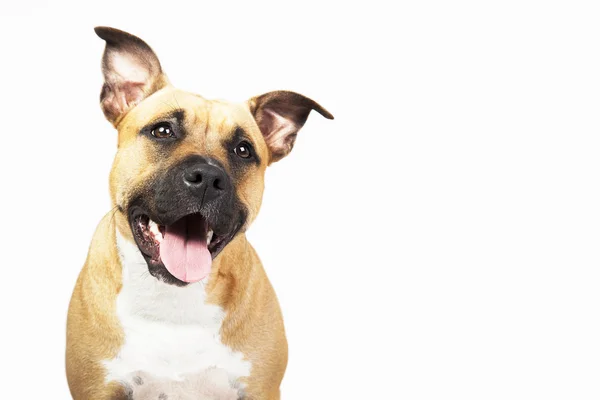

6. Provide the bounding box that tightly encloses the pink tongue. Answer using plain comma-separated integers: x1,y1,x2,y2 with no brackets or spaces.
159,215,212,283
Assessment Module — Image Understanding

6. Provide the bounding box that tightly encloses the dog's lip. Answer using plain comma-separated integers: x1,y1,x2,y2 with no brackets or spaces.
127,207,241,261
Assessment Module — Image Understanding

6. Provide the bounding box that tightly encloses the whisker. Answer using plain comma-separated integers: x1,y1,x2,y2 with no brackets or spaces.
161,100,179,114
108,205,120,226
173,94,182,111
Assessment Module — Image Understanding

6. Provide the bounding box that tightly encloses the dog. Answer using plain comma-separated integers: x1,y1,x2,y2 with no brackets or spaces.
65,27,333,400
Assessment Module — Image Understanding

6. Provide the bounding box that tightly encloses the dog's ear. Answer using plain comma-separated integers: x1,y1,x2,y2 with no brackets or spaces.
95,27,169,126
248,91,334,164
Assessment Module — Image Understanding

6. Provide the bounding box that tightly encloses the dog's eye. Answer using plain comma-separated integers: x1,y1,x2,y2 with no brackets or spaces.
234,141,253,159
151,123,175,139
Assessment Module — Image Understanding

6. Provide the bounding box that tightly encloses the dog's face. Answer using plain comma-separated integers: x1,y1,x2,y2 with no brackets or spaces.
96,27,332,286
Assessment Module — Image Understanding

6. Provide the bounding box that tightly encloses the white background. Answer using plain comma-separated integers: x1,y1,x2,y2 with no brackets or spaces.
0,1,599,399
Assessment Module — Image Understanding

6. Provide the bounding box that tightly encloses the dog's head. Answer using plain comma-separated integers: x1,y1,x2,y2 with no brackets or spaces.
96,27,332,286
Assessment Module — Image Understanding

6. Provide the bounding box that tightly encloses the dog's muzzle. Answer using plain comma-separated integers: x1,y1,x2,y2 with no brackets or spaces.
127,155,246,286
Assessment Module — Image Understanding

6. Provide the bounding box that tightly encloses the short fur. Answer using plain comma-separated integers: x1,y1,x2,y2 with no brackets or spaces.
66,27,332,400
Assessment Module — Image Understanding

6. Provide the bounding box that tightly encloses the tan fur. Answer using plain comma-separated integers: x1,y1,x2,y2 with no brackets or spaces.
67,87,286,400
68,27,331,399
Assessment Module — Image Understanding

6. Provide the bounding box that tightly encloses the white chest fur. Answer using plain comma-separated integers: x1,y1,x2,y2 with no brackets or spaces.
103,232,251,386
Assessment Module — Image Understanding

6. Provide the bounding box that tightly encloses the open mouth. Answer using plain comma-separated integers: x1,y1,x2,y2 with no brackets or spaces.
131,211,233,283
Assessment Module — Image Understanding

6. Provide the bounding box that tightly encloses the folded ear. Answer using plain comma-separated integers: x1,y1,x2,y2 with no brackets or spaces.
248,91,334,163
95,27,169,126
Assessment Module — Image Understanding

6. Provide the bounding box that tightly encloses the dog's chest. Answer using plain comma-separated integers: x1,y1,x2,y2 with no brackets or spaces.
103,233,251,384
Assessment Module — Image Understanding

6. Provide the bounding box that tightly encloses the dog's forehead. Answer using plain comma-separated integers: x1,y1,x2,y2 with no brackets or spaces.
117,87,263,146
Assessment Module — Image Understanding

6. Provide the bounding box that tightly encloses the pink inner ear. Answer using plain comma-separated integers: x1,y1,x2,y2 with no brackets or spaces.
101,81,146,123
261,109,300,153
100,44,164,124
251,90,332,162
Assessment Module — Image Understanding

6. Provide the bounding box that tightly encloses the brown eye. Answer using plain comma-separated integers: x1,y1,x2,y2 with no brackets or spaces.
151,123,174,139
234,141,253,159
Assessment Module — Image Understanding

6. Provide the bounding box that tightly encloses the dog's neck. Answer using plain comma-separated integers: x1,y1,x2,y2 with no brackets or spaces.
112,224,258,328
114,229,222,325
105,229,253,383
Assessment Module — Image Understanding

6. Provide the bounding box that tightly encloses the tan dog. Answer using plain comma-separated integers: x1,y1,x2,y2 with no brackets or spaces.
65,27,333,400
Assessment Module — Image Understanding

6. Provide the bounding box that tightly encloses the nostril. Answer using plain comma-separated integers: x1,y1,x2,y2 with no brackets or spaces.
183,163,227,193
186,171,202,184
213,178,224,191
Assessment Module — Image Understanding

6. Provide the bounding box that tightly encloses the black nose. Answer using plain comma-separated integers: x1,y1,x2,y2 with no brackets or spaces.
183,163,229,204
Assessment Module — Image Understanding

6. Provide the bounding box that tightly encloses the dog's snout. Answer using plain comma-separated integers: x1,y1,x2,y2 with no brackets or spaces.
183,163,229,203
